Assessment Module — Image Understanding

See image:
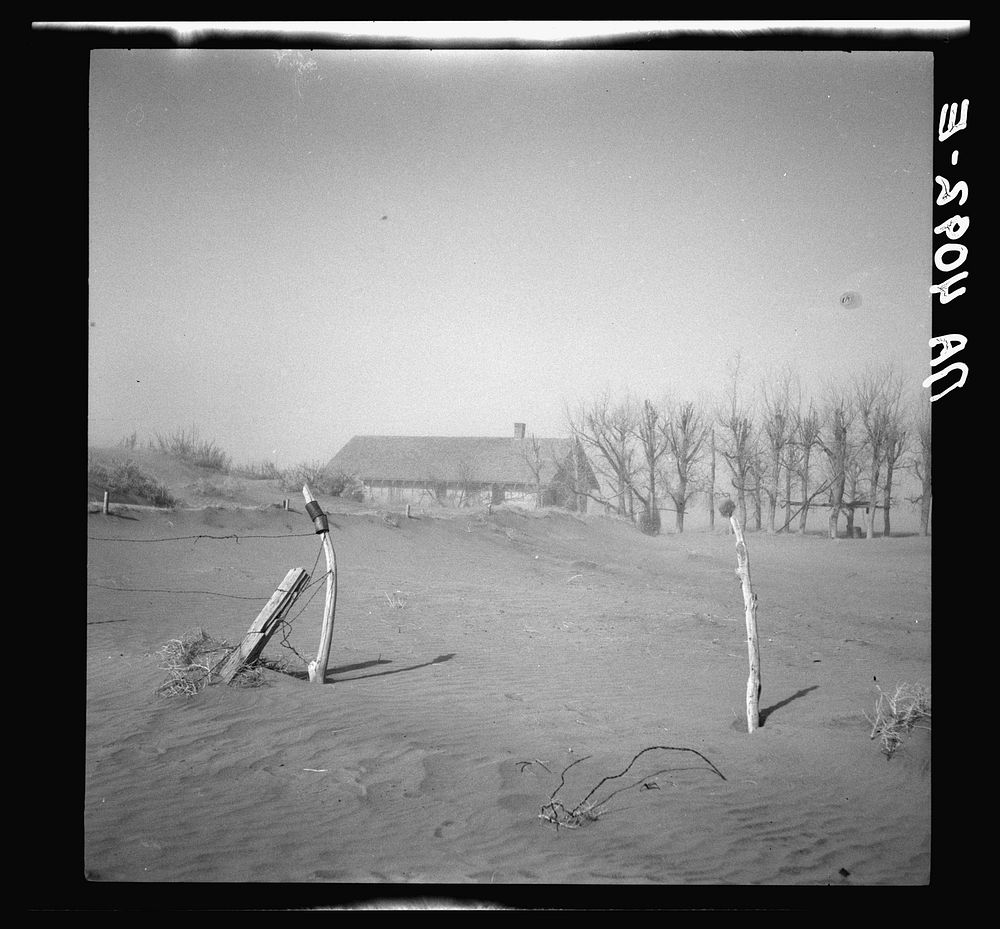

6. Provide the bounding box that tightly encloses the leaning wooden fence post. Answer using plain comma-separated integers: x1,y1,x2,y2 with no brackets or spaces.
721,499,761,732
217,567,309,684
303,483,337,684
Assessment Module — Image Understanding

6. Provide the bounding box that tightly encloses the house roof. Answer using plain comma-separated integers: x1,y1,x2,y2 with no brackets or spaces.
326,435,599,488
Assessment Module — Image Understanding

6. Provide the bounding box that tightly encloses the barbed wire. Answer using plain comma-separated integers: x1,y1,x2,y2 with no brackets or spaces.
266,539,334,665
306,538,325,581
281,549,334,630
275,617,310,667
274,573,330,666
87,531,318,543
87,582,270,601
87,537,330,614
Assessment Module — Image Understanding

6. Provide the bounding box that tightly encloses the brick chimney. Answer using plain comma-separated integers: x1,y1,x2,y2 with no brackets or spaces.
514,422,526,440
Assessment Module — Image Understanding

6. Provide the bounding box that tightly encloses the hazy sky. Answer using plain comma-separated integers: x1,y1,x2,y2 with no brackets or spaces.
89,48,933,466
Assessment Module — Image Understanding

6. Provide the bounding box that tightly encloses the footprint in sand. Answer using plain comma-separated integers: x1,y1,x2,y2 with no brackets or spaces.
433,819,456,838
329,765,368,798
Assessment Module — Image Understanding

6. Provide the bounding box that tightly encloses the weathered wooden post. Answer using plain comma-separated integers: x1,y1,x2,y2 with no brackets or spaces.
216,567,310,684
102,490,110,515
303,483,337,684
406,503,411,519
283,498,289,511
720,499,761,732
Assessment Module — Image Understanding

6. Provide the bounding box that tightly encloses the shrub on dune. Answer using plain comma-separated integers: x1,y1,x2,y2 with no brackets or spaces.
89,456,177,508
230,460,284,481
281,462,358,497
156,426,231,472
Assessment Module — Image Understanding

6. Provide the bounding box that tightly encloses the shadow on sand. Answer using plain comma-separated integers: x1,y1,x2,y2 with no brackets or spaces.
276,653,456,683
759,685,819,726
328,653,455,683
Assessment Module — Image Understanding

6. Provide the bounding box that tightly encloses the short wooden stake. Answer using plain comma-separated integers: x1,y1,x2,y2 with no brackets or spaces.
102,490,110,515
283,498,289,511
729,512,761,733
406,503,411,519
216,567,309,684
303,483,337,684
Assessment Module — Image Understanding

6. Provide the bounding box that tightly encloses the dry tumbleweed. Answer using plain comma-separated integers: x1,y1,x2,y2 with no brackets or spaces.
155,628,274,697
864,682,931,758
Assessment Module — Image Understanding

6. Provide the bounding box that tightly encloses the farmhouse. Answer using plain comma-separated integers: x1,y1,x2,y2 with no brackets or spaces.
326,423,600,511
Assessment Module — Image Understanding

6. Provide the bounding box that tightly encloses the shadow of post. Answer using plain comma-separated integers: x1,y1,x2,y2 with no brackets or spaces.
273,653,456,684
758,685,819,726
326,653,455,683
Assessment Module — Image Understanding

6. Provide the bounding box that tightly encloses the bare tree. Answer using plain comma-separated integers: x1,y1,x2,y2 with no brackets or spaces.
630,398,671,535
659,399,709,533
854,364,905,539
517,432,547,507
793,397,822,534
707,427,717,530
546,439,590,512
843,446,866,537
454,457,478,508
567,391,639,517
909,398,932,536
749,451,764,531
817,382,856,539
564,439,586,513
760,366,795,532
881,411,909,537
782,441,797,532
716,356,757,527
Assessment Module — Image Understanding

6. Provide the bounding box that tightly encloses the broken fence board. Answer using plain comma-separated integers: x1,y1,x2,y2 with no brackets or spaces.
217,567,310,684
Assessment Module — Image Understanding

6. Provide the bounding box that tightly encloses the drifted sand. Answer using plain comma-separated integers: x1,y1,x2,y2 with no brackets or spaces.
85,500,930,890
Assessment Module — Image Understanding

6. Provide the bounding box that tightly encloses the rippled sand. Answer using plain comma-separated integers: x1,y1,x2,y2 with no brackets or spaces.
85,503,930,894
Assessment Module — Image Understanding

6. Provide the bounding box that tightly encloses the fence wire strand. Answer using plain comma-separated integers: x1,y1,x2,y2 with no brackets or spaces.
87,531,317,543
87,583,270,601
87,518,335,672
88,536,331,634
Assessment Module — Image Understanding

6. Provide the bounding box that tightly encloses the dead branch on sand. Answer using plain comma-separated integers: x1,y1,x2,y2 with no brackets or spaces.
535,745,726,830
516,759,552,774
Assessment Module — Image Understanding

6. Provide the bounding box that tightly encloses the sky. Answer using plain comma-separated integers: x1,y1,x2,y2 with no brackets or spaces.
89,47,934,468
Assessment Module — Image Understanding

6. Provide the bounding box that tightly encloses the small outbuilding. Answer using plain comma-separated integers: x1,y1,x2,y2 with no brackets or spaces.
326,423,600,511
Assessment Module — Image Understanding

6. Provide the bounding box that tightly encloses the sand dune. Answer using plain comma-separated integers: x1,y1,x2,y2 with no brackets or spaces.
86,493,930,889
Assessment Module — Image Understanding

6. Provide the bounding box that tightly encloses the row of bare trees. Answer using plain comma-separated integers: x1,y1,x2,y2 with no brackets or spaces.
565,358,932,538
